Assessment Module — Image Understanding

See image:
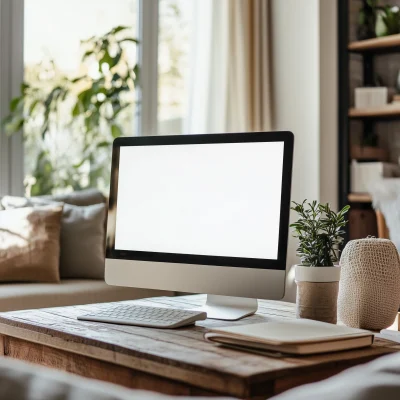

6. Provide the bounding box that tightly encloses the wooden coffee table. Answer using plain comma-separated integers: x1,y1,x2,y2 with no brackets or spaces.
0,294,398,399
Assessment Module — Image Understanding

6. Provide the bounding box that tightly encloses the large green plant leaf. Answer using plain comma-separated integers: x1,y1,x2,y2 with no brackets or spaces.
111,124,123,139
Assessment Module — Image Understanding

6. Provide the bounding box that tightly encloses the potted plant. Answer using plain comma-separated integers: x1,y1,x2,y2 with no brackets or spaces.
376,5,400,37
290,201,350,324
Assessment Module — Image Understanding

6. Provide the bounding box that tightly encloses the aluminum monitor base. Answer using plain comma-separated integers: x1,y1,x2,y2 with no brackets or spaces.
200,294,258,321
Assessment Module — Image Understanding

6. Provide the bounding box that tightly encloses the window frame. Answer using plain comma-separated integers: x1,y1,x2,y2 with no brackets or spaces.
137,0,159,137
0,0,24,196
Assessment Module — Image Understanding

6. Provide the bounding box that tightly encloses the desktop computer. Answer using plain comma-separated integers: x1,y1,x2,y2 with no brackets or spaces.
79,131,294,327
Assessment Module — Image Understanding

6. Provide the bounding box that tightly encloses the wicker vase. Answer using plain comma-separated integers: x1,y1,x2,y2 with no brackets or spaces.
295,265,341,324
338,238,400,330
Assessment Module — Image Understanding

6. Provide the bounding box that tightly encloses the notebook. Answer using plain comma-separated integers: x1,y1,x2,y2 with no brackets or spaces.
204,319,374,355
377,329,400,344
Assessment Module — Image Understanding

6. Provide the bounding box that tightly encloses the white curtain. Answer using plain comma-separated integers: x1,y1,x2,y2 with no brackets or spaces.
185,0,272,134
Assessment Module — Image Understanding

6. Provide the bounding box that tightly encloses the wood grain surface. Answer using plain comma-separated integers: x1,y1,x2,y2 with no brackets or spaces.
0,294,398,399
349,106,400,118
348,33,400,52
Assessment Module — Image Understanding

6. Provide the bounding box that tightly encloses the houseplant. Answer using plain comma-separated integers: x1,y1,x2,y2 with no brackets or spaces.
290,200,350,324
357,1,400,39
376,5,400,37
3,26,139,196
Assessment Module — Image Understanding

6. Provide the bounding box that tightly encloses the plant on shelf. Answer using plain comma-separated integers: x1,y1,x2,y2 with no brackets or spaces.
290,200,350,267
3,26,139,196
376,5,400,37
290,200,350,324
357,1,400,39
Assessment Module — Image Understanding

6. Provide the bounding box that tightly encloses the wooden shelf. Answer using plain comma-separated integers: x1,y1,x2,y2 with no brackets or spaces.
349,105,400,118
351,145,388,161
348,34,400,52
348,193,372,203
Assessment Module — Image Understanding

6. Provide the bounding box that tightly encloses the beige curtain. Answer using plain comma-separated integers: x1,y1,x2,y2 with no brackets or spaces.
186,0,272,134
227,0,272,132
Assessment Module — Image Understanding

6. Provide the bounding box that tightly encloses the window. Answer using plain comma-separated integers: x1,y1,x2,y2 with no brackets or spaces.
158,0,194,135
24,0,138,195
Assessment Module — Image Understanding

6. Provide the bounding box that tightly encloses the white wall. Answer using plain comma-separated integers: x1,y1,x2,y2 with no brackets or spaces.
271,0,337,301
319,0,338,209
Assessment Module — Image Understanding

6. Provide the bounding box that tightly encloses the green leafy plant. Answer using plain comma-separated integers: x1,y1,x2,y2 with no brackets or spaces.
290,201,350,267
376,5,400,37
3,25,138,196
358,1,400,39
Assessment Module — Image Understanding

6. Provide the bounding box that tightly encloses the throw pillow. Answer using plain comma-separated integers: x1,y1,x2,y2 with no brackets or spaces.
59,203,106,279
0,206,62,282
1,195,107,280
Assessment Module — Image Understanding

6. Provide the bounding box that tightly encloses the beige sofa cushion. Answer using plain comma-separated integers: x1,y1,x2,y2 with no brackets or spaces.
59,203,106,279
0,280,172,312
0,206,62,283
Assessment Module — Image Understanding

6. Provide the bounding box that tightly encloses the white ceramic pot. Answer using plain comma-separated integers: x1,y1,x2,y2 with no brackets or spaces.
295,265,341,283
294,265,341,324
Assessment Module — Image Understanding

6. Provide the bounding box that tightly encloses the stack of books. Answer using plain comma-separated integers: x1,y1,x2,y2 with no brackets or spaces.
205,319,374,356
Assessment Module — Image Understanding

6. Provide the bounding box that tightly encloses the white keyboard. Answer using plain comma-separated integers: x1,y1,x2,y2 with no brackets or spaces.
77,304,207,329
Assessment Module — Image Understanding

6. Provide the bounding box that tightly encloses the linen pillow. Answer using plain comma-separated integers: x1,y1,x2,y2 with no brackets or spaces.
59,203,106,279
0,206,62,282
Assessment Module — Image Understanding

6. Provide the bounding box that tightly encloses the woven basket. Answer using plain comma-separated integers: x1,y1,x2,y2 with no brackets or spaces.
338,238,400,330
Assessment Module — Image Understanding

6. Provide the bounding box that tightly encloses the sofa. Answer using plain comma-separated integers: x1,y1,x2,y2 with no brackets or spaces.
2,351,400,400
0,280,168,312
0,189,172,312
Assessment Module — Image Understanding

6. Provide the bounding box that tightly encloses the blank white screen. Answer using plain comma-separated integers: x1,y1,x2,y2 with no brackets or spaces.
115,142,284,259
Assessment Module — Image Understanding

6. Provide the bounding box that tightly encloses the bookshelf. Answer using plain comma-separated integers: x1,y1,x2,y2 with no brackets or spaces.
347,193,372,203
338,2,400,240
348,34,400,52
349,106,400,118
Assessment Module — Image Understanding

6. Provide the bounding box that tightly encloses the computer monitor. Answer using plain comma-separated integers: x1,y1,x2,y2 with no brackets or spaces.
105,131,294,320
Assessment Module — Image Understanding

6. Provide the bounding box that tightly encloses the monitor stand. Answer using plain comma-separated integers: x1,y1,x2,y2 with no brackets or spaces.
201,295,258,320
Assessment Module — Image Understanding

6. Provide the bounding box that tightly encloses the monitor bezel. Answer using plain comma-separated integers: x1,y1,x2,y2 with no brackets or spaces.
106,131,294,270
